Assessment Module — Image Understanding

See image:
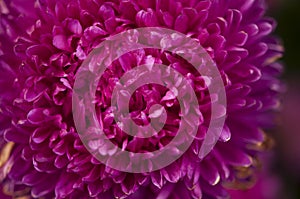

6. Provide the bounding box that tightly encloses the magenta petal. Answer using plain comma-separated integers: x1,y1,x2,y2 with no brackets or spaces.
4,128,28,143
54,155,68,169
55,173,77,198
219,125,231,142
22,171,45,186
219,146,253,167
174,14,189,33
200,161,220,186
32,177,56,198
82,166,101,182
31,127,50,144
151,171,164,189
63,18,82,35
162,163,181,183
53,35,70,51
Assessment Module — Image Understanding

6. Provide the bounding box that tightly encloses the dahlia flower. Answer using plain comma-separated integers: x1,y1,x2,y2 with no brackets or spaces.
0,0,283,199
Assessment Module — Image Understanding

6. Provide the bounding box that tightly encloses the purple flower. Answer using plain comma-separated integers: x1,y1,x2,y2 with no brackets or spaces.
0,0,283,199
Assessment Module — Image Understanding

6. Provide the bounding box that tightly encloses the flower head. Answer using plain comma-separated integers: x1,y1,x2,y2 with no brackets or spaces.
0,0,283,198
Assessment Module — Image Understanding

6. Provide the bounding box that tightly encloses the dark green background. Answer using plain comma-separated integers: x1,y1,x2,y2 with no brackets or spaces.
271,0,300,198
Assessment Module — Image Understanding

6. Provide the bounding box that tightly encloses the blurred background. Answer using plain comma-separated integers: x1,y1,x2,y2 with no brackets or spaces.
269,0,300,198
